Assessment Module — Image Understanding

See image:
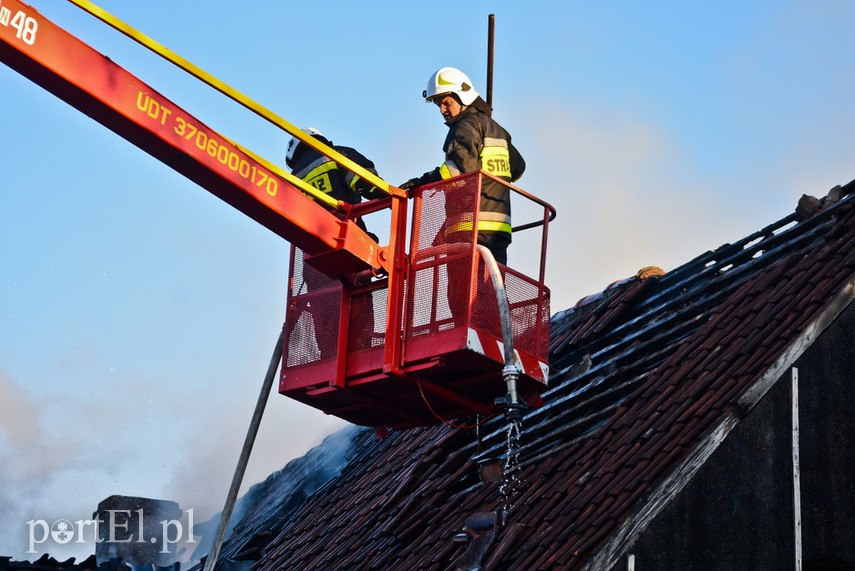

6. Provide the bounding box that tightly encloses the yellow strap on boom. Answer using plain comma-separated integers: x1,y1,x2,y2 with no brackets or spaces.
66,0,401,205
234,140,340,210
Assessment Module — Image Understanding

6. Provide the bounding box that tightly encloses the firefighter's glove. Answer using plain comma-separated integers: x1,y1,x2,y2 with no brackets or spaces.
353,269,374,285
341,269,375,286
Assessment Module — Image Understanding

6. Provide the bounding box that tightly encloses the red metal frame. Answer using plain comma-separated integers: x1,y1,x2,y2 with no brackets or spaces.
280,172,552,428
1,2,554,428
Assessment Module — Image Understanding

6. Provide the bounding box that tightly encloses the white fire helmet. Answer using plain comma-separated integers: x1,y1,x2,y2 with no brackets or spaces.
285,127,323,165
422,67,479,106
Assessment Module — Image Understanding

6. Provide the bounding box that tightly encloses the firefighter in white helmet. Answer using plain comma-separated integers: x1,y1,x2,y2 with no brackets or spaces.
401,67,525,265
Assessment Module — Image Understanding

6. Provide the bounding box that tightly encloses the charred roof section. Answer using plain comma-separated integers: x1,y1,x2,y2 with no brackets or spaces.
216,181,854,570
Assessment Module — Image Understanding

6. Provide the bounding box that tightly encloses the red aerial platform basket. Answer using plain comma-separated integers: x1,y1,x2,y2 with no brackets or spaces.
280,172,552,428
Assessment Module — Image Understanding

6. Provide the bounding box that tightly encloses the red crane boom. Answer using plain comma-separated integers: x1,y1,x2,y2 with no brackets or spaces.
0,0,383,276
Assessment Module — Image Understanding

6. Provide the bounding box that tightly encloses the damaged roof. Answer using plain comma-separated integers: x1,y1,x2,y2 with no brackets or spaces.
216,180,855,570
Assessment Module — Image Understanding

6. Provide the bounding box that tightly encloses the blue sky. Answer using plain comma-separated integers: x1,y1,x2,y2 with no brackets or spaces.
1,0,853,561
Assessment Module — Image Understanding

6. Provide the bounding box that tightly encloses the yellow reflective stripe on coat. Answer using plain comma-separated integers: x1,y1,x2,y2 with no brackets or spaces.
304,160,337,182
480,145,512,178
478,220,512,233
446,220,512,234
439,161,461,180
346,173,379,196
445,211,512,235
347,173,361,191
445,212,474,234
303,161,338,194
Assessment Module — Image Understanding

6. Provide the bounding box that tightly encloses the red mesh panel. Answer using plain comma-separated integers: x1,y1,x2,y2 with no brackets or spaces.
283,247,343,367
470,262,500,334
412,177,478,254
470,261,550,361
500,267,550,361
347,285,387,352
408,177,481,336
407,255,473,336
408,264,444,335
408,174,550,361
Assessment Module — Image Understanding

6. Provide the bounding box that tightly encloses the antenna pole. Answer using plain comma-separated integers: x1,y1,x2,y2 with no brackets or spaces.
487,14,495,108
